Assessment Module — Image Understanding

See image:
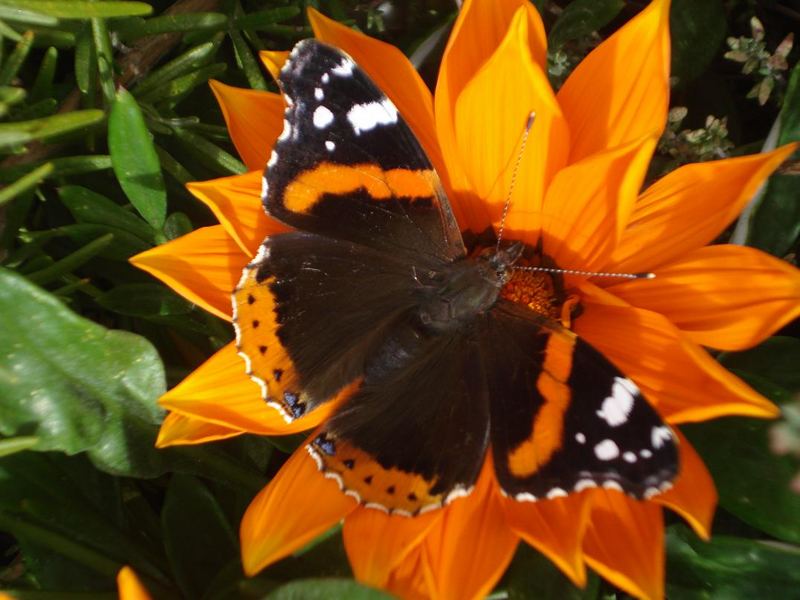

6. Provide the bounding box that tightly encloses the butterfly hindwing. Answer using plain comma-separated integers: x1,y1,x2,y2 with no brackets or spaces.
264,39,464,261
487,300,679,500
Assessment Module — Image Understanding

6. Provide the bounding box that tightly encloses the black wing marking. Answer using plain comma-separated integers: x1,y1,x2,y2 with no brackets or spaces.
264,39,464,261
486,300,679,500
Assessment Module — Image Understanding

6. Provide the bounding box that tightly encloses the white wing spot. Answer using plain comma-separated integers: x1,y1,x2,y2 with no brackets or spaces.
314,87,324,101
347,98,398,135
332,57,355,76
313,105,334,129
640,449,653,459
325,140,335,151
321,72,330,83
575,432,586,444
594,439,620,461
596,377,637,427
546,488,568,499
623,451,637,463
651,426,672,449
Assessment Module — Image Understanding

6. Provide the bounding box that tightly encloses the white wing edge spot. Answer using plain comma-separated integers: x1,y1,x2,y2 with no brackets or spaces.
347,98,398,136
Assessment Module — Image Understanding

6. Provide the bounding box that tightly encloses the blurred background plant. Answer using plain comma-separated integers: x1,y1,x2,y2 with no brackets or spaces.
0,0,798,598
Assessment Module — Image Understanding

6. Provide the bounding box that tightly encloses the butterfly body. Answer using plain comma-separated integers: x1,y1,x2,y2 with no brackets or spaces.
232,39,678,515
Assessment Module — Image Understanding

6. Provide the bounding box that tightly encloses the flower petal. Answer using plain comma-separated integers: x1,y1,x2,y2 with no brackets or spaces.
557,0,670,162
343,508,440,588
502,492,591,587
159,343,336,435
423,459,519,600
541,136,655,271
453,6,568,239
130,225,247,321
610,145,797,273
583,492,664,600
186,171,287,257
117,567,152,600
156,411,245,447
385,544,434,600
240,444,357,575
209,81,285,172
259,50,289,82
436,0,546,232
609,244,800,351
655,431,716,540
307,9,442,177
575,284,779,423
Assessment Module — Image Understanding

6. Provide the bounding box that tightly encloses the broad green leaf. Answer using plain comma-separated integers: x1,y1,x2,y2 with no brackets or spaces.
59,185,156,243
0,268,167,477
669,0,726,86
548,0,624,49
683,378,800,545
748,62,800,256
108,88,167,229
0,109,104,150
501,543,598,599
666,525,800,598
95,284,192,318
162,475,238,598
720,337,800,393
0,1,152,18
163,212,193,240
266,579,393,600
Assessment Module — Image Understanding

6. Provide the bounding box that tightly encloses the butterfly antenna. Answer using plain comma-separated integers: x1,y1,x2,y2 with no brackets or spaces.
515,265,656,280
496,111,536,252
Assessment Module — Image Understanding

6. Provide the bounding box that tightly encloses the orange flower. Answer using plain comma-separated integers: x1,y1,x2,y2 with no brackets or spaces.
116,567,152,600
131,0,800,598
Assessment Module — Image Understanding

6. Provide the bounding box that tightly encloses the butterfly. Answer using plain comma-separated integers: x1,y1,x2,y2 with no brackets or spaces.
232,39,678,516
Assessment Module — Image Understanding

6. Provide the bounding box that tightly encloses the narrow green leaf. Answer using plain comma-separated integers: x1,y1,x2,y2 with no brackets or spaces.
173,127,246,175
266,579,393,600
229,28,267,90
113,12,228,41
108,88,167,229
155,145,194,184
0,162,53,206
22,25,74,47
26,232,113,284
0,436,39,457
0,154,111,183
162,475,238,599
59,185,156,242
163,211,193,240
133,37,221,97
0,17,22,40
0,268,168,477
29,45,57,101
91,17,115,103
140,63,226,103
0,29,34,86
74,23,95,95
749,61,800,256
59,224,148,261
0,109,104,149
0,1,152,18
501,543,598,599
0,4,58,26
669,0,726,87
548,0,624,49
233,6,301,29
95,284,192,317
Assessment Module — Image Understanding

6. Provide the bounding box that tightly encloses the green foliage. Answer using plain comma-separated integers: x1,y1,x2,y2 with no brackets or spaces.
0,0,798,598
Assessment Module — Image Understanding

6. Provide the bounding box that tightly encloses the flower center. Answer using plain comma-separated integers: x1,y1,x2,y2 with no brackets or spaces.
500,267,561,321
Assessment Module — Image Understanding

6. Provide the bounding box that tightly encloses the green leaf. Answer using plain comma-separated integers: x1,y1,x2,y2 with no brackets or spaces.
0,109,104,149
58,224,149,261
74,23,95,95
0,30,34,86
95,284,192,317
59,185,156,243
501,543,598,599
666,525,800,598
266,579,393,600
748,61,800,256
719,337,800,393
0,1,152,18
0,155,111,183
0,162,53,207
0,4,58,26
133,37,222,97
29,45,57,102
0,436,39,457
233,6,302,29
139,63,226,104
229,29,267,91
113,12,228,41
163,212,193,240
108,88,167,229
172,127,246,175
0,268,168,477
25,232,114,283
548,0,624,49
669,0,726,87
162,475,238,598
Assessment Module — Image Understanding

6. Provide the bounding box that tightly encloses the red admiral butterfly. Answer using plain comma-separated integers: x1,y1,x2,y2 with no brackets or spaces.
232,39,678,516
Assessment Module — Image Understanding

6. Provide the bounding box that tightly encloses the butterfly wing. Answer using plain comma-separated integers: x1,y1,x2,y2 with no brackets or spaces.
486,300,679,500
265,39,464,262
